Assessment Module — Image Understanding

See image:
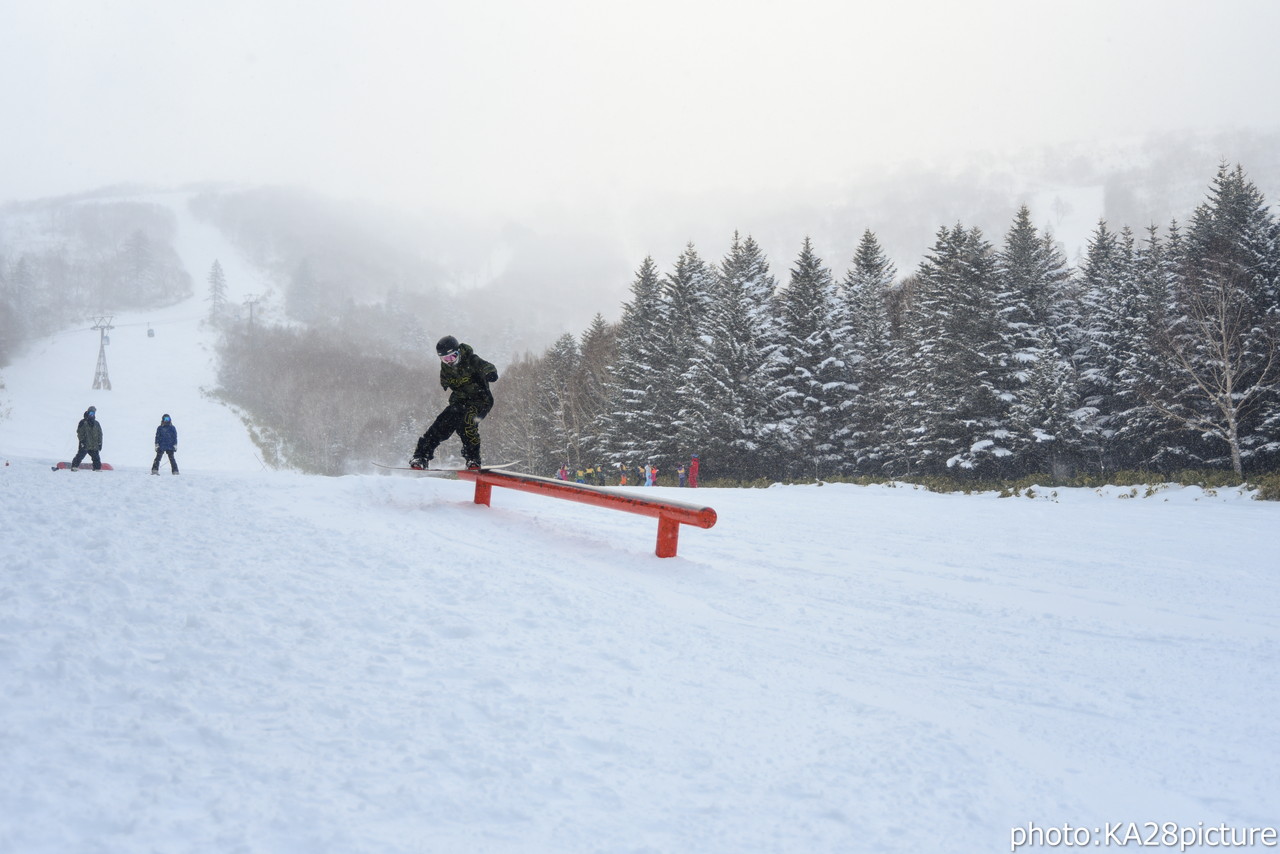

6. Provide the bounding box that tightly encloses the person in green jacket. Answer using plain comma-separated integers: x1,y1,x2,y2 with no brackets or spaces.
411,335,499,470
70,405,104,471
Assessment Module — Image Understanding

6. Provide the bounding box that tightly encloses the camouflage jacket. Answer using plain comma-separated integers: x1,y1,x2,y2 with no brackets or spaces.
440,343,498,407
77,416,104,451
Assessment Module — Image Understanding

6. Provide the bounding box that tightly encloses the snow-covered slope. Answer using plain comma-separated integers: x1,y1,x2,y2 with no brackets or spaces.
1,191,265,470
3,463,1278,853
2,196,1279,852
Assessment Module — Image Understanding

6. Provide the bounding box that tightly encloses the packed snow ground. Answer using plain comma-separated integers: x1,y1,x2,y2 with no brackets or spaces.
2,194,1279,853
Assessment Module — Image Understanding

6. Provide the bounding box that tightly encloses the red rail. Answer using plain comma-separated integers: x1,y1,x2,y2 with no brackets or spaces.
457,469,717,558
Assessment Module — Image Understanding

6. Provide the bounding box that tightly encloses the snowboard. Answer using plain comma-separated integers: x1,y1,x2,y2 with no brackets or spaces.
51,461,115,471
373,461,519,473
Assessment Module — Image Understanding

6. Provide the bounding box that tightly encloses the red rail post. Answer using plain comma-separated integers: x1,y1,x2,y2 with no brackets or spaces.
457,469,716,558
655,515,681,558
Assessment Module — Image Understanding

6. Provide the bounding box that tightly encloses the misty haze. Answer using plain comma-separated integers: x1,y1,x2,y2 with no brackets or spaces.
3,2,1280,851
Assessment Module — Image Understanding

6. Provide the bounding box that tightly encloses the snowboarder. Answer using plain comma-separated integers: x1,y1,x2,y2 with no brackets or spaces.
70,406,103,471
411,335,499,470
151,414,179,475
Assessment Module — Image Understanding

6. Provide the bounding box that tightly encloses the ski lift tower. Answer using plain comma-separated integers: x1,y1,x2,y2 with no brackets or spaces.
91,316,114,390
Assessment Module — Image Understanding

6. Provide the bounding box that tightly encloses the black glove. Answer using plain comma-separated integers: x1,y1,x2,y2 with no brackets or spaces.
485,371,498,383
155,444,160,452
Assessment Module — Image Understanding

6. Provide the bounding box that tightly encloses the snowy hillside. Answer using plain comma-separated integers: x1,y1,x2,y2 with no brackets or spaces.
3,463,1279,853
0,190,265,470
2,196,1280,852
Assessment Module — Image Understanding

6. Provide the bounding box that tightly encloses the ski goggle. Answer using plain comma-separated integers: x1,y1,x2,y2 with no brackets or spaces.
440,349,460,365
162,416,171,422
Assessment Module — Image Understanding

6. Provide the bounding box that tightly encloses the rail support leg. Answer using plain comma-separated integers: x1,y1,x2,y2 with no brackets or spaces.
656,515,680,558
474,480,492,507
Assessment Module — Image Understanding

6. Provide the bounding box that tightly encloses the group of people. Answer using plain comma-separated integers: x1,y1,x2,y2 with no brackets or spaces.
557,464,609,485
68,406,178,474
632,464,660,487
553,457,701,487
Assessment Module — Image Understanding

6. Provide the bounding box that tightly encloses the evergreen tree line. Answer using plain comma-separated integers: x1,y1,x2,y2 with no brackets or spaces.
486,164,1280,482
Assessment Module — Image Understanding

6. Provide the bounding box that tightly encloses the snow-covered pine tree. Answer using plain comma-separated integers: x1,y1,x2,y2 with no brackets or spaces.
998,206,1069,374
769,237,846,478
601,257,668,469
1006,328,1089,478
659,244,717,467
1070,219,1132,471
574,313,617,466
1112,224,1199,471
690,233,779,480
996,207,1080,476
207,259,229,323
838,229,899,474
896,224,1011,477
1097,226,1158,470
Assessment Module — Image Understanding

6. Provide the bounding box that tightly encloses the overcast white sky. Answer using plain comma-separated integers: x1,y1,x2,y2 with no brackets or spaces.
2,0,1279,222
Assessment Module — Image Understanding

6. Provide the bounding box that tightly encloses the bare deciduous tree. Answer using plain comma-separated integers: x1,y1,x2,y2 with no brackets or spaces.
1143,272,1279,476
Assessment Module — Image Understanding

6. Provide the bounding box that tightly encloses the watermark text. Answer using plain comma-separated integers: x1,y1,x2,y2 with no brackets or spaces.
1011,822,1277,852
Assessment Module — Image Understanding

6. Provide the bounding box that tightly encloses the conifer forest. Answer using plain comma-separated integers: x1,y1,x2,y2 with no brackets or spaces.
463,163,1279,484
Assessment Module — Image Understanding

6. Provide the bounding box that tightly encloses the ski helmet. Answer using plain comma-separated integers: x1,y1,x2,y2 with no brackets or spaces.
436,335,460,356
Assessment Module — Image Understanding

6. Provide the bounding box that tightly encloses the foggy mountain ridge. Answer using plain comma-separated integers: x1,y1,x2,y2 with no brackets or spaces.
4,129,1279,367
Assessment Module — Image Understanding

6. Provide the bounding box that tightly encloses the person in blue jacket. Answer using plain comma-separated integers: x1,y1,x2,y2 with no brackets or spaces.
151,413,179,475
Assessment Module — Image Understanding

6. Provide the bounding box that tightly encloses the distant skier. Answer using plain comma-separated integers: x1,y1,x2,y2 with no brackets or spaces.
151,413,179,475
411,335,499,470
70,406,103,471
